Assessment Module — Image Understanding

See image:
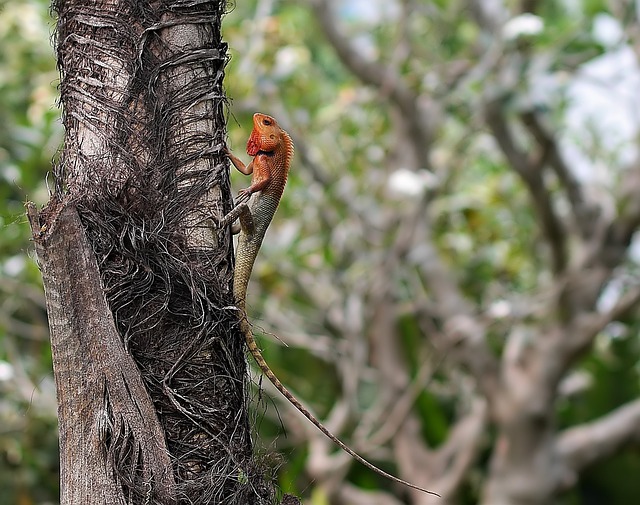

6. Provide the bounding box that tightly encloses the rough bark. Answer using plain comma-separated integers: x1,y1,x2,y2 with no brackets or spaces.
28,203,176,505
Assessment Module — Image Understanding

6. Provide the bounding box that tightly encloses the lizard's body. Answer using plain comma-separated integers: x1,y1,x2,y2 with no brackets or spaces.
223,113,437,497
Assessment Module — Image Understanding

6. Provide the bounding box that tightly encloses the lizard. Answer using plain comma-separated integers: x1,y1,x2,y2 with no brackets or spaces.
221,112,438,497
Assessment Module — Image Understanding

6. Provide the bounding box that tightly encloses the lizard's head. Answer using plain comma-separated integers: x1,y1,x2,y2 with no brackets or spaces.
246,113,282,156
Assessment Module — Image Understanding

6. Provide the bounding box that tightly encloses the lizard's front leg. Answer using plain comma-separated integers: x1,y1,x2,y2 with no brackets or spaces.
226,147,254,175
224,174,270,235
213,148,257,234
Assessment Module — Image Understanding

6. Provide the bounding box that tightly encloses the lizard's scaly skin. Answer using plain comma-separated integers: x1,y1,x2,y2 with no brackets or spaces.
227,113,438,497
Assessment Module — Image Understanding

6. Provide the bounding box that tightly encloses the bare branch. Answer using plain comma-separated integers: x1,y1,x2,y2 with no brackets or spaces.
468,0,508,32
415,228,500,403
390,399,486,502
485,99,568,273
566,286,640,361
520,110,600,240
557,398,640,478
596,162,640,267
307,0,435,170
533,286,640,400
433,399,488,499
308,0,415,109
367,360,439,447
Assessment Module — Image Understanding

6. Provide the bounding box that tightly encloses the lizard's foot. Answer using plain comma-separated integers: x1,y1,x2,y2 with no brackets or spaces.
236,189,252,204
209,214,241,235
213,200,253,234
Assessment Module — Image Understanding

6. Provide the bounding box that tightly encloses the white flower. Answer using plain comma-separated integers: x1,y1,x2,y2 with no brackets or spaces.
0,361,14,382
388,168,438,197
3,255,25,276
592,13,623,48
487,300,512,319
503,14,544,40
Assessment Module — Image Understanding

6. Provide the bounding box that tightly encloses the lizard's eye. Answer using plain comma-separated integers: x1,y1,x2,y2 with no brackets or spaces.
263,119,272,126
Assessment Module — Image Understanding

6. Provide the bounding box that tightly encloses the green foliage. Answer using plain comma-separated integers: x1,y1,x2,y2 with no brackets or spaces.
0,0,61,503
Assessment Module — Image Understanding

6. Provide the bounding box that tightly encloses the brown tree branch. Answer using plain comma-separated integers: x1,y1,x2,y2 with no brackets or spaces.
557,398,640,481
565,286,640,364
596,162,640,268
411,207,500,403
468,0,508,32
485,99,568,273
366,360,438,447
555,165,640,322
432,398,488,499
520,110,600,240
523,285,640,415
307,0,435,170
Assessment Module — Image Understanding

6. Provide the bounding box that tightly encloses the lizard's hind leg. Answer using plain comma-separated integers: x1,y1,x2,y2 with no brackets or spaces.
214,198,255,236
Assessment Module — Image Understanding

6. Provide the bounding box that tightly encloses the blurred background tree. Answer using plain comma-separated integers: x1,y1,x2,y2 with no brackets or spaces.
1,0,61,503
2,0,640,504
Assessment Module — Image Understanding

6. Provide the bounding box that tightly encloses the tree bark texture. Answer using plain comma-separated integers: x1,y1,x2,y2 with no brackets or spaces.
28,1,274,503
28,203,176,505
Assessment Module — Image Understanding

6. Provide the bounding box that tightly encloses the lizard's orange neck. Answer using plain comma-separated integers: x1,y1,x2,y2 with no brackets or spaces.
279,130,294,171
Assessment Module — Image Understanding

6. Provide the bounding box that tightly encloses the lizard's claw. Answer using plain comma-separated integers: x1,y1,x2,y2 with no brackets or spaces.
236,188,252,203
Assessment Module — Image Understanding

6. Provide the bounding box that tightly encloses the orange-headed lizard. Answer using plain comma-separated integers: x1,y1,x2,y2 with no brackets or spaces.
221,112,438,496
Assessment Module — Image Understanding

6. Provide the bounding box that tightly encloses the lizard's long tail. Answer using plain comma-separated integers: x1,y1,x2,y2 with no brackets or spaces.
239,317,439,497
